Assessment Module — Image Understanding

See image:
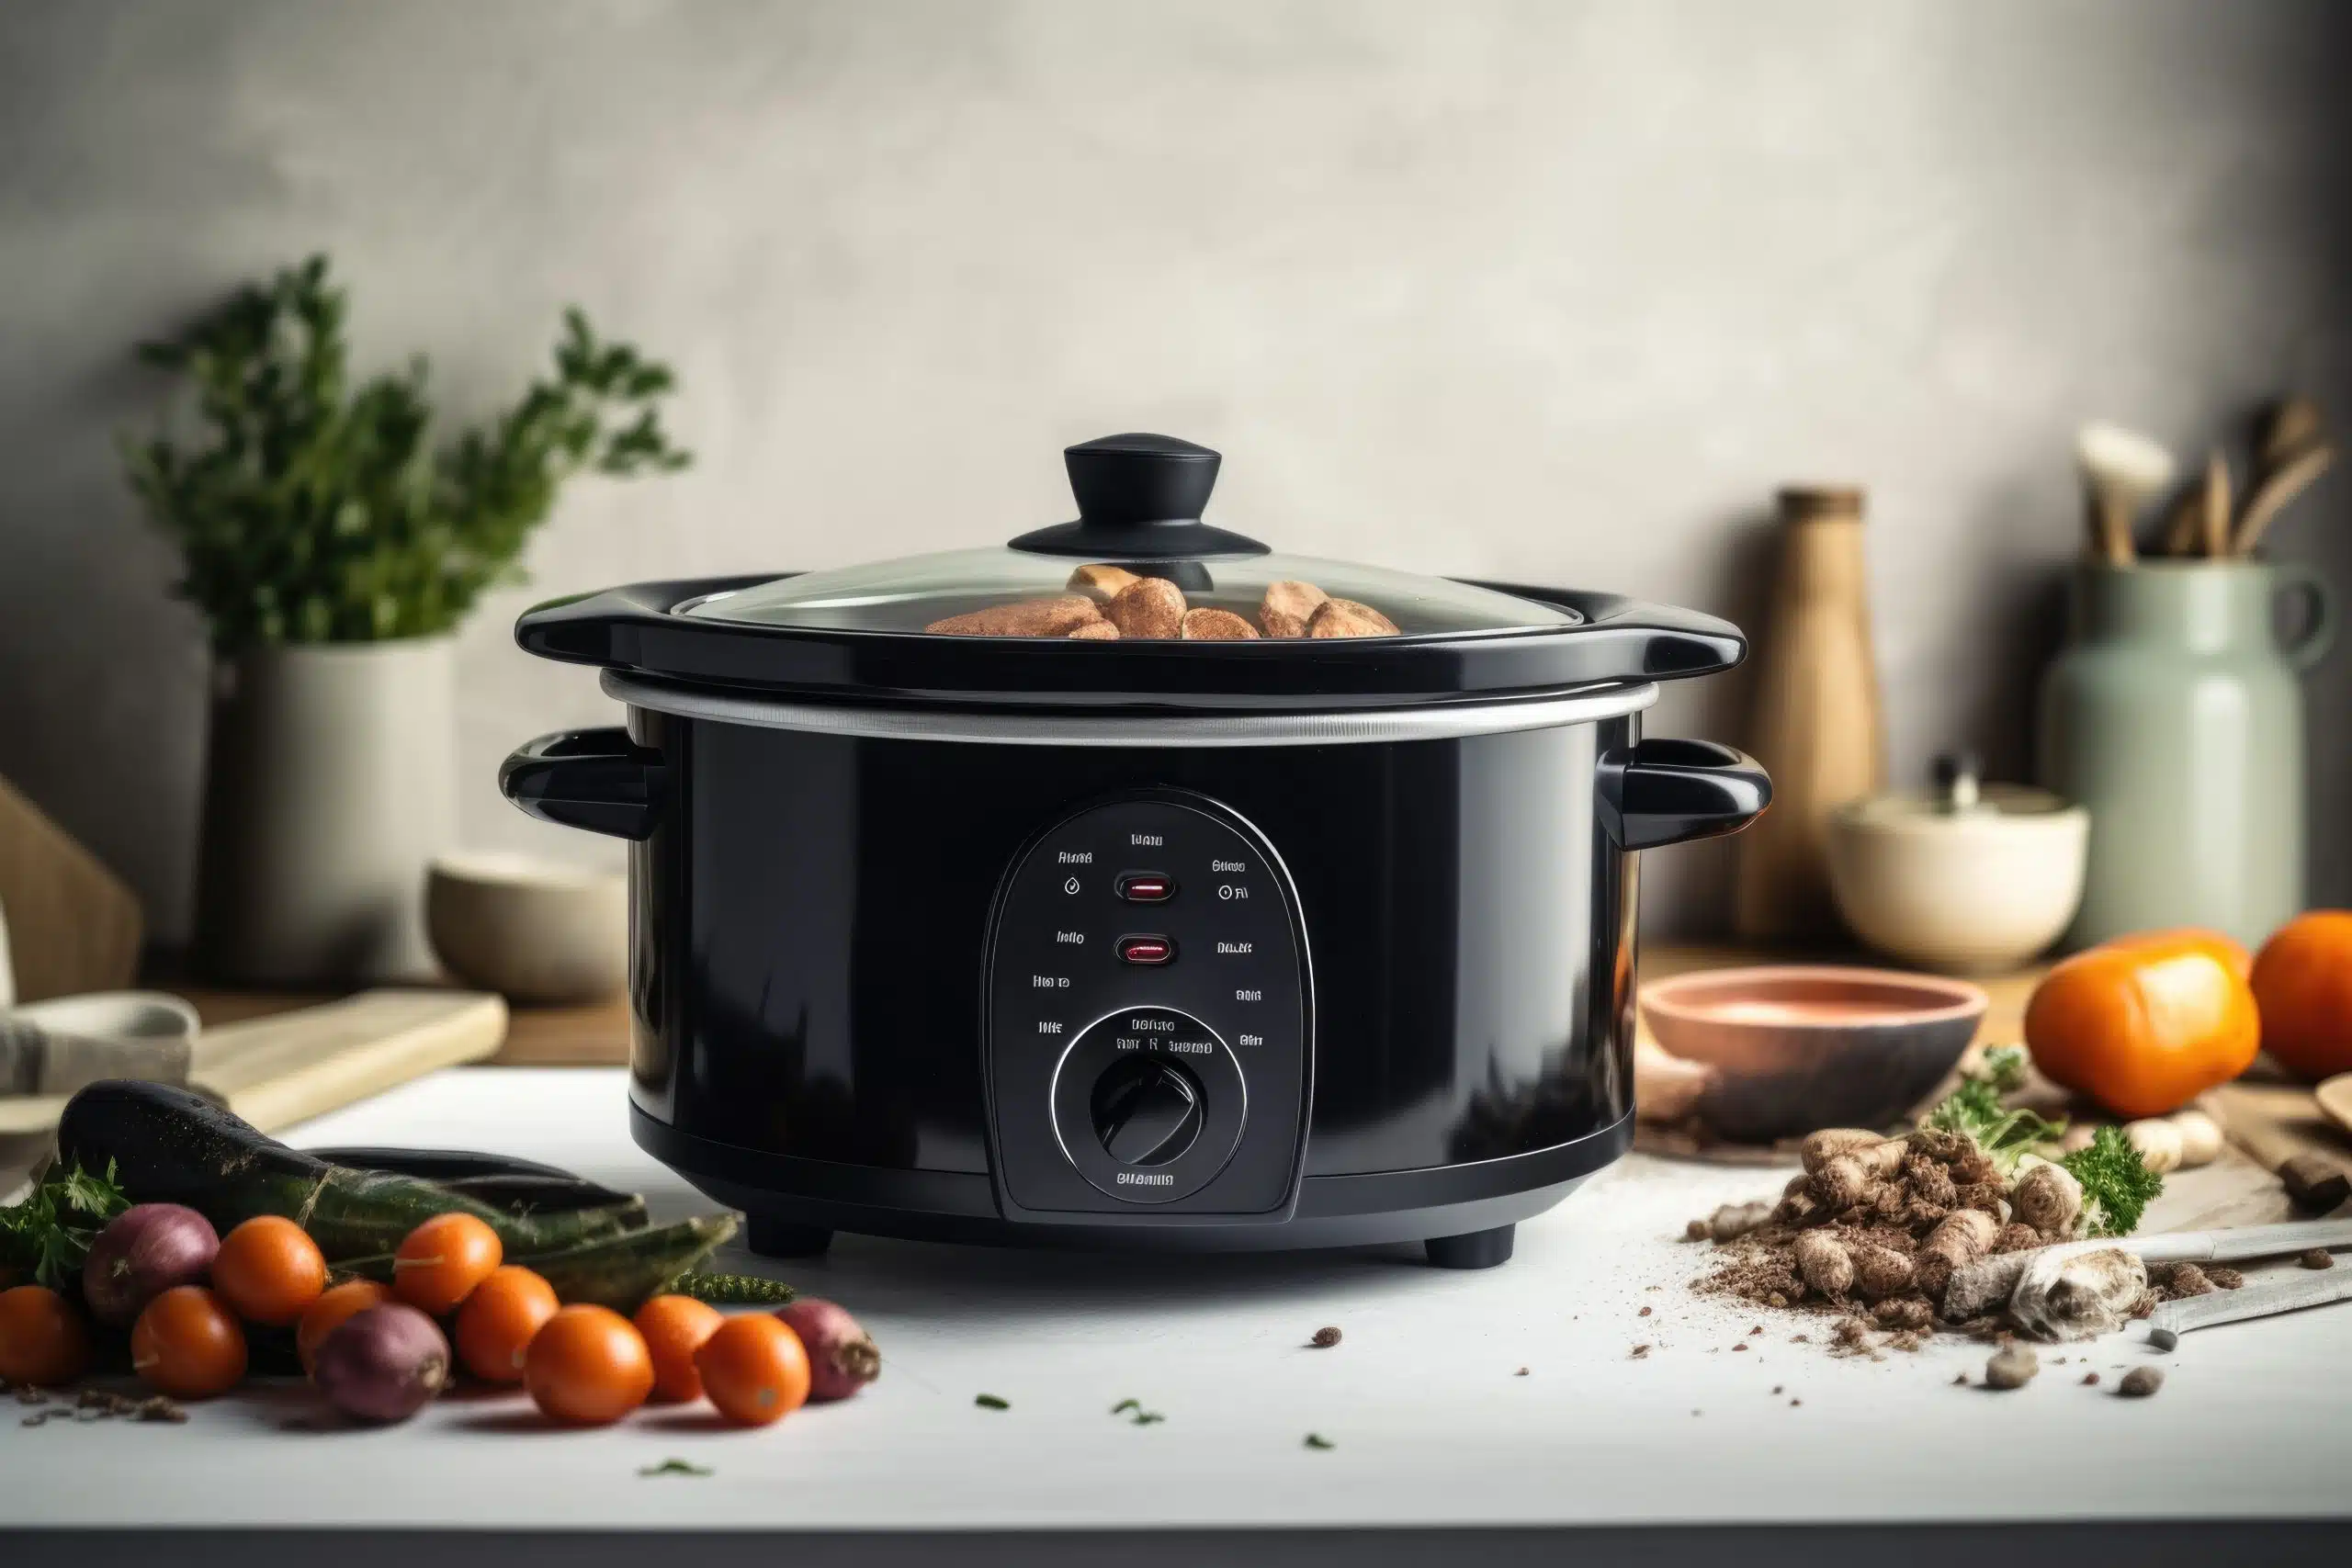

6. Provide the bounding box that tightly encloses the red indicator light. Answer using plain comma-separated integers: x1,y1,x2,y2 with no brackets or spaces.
1118,874,1175,903
1117,935,1175,965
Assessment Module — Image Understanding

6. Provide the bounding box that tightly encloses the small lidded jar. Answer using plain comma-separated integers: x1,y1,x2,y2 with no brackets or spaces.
1824,753,2089,974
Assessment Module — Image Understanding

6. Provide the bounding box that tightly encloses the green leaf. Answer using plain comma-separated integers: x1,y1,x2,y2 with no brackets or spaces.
974,1393,1010,1410
0,1159,130,1290
118,256,689,652
2063,1124,2164,1236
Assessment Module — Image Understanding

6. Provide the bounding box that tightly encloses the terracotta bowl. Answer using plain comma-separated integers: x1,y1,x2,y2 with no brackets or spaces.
1639,965,1987,1143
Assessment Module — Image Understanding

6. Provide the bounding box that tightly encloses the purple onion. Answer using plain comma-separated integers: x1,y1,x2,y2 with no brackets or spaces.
81,1204,220,1327
777,1297,880,1401
313,1304,451,1423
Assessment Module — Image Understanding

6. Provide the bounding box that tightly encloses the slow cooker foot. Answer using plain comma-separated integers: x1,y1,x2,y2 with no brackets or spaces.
748,1216,835,1259
1423,1224,1515,1269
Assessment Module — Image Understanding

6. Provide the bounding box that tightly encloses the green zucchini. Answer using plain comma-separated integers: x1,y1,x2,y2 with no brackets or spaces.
438,1175,649,1236
339,1214,740,1314
522,1214,741,1312
53,1080,630,1260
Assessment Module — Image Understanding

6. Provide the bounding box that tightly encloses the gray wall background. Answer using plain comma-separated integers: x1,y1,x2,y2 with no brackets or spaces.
3,0,2347,947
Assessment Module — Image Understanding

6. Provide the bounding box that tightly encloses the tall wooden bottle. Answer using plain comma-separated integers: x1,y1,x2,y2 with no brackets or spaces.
1732,486,1885,941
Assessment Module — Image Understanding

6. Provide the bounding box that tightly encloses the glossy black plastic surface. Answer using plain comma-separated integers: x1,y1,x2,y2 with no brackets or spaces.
1597,738,1773,851
986,794,1311,1222
1008,433,1270,558
514,575,1742,708
500,728,665,840
610,710,1640,1212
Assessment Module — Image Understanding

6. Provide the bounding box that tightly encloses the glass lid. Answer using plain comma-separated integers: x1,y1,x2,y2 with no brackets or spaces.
681,434,1577,641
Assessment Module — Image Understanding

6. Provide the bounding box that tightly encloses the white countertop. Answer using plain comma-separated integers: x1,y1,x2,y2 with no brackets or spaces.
4,1068,2347,1535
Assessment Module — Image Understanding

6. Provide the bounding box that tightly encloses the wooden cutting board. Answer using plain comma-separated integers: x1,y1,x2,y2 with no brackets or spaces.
0,988,506,1139
0,773,143,1005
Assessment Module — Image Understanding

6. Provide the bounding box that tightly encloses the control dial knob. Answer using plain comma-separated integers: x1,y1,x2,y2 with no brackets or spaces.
1089,1057,1204,1167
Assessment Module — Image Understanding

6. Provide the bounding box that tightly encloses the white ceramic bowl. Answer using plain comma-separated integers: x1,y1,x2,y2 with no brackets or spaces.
1826,784,2088,974
425,852,627,1005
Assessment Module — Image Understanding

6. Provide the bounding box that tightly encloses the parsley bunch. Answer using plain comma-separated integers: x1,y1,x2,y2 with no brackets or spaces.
2062,1124,2165,1237
0,1159,128,1290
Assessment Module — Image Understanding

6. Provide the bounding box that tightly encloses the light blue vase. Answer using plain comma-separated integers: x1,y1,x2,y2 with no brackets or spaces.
2037,560,2335,951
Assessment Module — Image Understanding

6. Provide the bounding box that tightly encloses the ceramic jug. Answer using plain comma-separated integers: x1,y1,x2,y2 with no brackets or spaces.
2037,560,2335,950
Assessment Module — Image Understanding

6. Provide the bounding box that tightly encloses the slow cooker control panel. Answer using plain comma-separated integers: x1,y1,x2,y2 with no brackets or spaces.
984,794,1311,1219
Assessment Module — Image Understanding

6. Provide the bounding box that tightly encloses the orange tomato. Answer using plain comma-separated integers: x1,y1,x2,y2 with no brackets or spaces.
634,1293,726,1404
393,1213,503,1316
0,1284,93,1387
455,1266,560,1383
296,1280,394,1373
130,1285,247,1399
2251,910,2352,1081
694,1314,810,1427
210,1215,327,1327
524,1304,654,1425
2025,927,2261,1118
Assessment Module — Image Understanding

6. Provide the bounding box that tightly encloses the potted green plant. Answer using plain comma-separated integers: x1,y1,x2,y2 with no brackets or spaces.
124,255,688,984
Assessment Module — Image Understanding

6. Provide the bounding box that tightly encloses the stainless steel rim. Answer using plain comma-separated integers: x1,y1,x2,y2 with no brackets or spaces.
602,670,1657,747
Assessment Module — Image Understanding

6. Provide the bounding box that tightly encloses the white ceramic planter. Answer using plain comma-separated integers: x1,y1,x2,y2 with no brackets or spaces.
195,637,456,985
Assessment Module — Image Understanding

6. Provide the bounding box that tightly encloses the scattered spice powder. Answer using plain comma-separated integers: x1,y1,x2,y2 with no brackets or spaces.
1309,1325,1341,1348
23,1390,187,1426
1630,1344,1652,1359
2158,1263,2216,1299
1732,1342,1748,1352
1638,1305,1652,1317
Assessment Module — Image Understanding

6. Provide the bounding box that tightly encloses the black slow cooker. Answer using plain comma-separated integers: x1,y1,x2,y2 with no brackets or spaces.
503,434,1768,1269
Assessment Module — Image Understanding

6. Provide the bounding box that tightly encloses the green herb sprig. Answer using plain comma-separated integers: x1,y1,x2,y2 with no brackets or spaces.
1920,1046,2066,1174
0,1159,129,1290
2061,1124,2165,1237
123,254,688,651
672,1272,795,1305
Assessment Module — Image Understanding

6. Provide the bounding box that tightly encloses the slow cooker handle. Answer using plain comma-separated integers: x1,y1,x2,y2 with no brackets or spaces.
1597,739,1771,851
499,728,665,841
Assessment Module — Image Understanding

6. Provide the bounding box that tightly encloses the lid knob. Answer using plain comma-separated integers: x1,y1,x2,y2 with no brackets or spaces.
1008,433,1269,558
1931,750,1983,813
1067,433,1220,526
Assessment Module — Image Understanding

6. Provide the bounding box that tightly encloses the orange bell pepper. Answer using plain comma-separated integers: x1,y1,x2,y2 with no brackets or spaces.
2023,928,2260,1118
2251,910,2352,1082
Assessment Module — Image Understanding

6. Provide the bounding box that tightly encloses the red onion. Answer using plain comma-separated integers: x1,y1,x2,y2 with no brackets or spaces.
313,1303,451,1423
82,1204,219,1327
776,1298,879,1401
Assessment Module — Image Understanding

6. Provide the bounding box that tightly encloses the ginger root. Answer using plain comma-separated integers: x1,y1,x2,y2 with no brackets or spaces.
2010,1160,2083,1236
1793,1231,1853,1298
